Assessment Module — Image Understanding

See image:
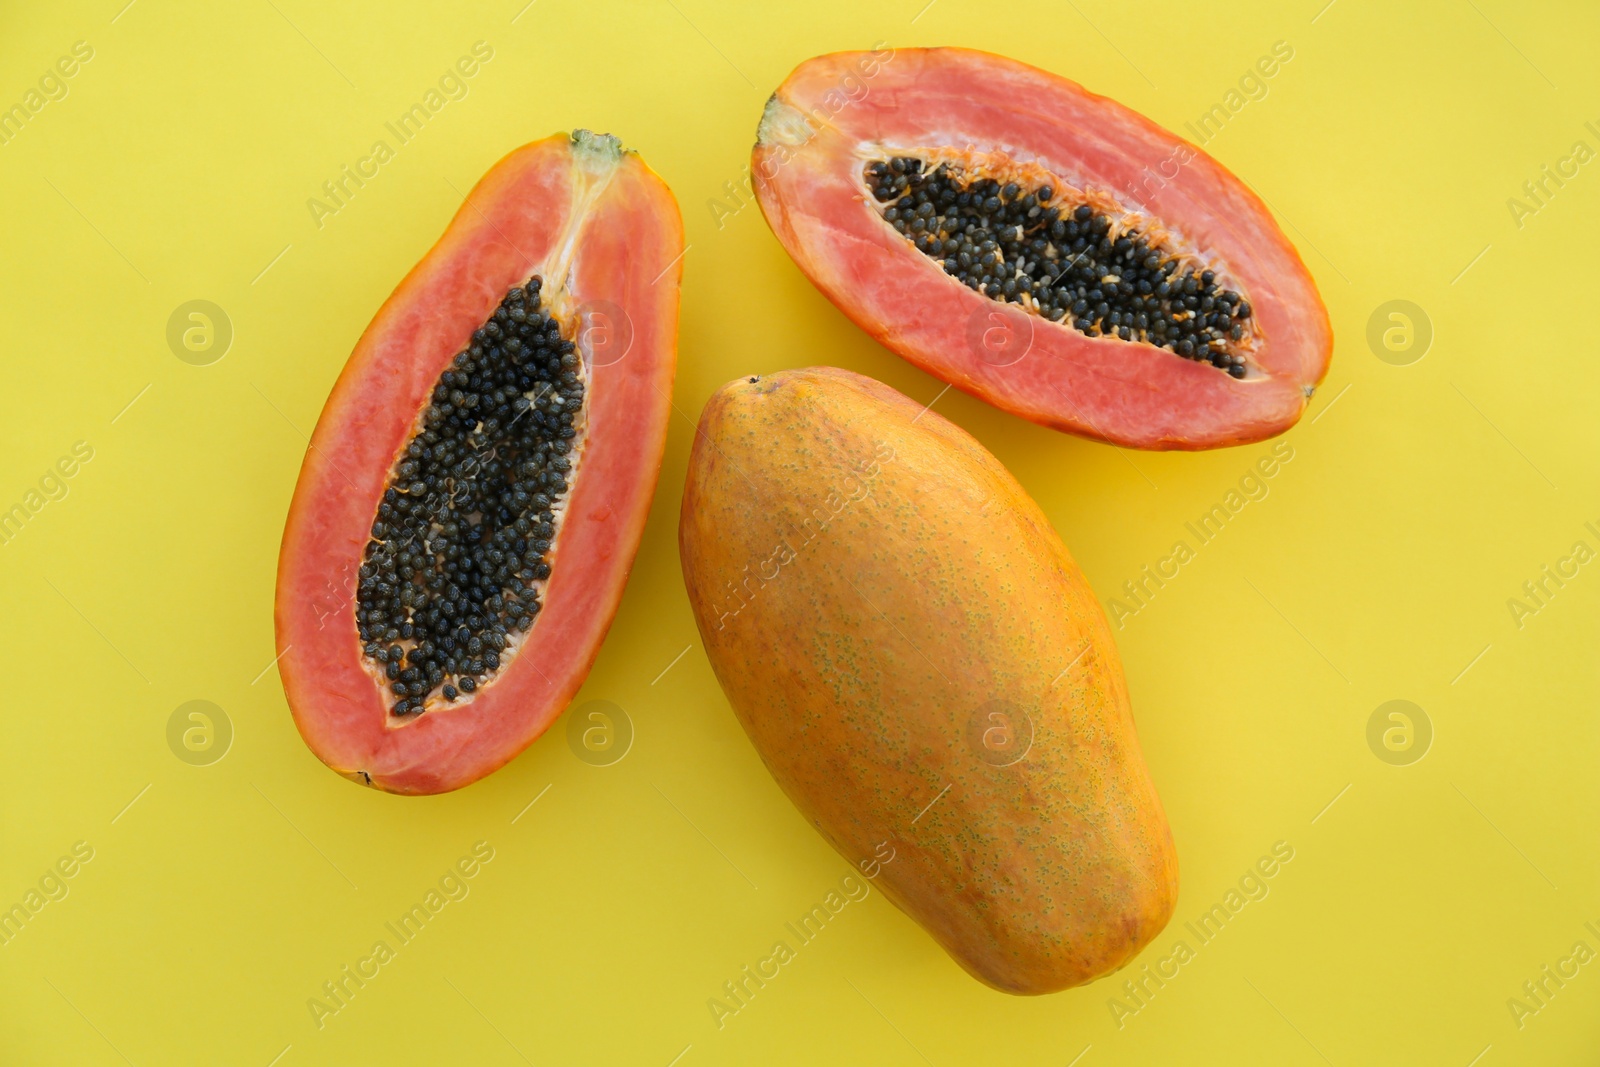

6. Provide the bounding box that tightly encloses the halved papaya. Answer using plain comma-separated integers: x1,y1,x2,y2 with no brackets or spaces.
275,131,682,795
753,48,1332,450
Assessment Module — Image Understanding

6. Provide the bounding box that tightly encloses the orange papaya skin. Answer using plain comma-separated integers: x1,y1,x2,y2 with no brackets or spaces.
678,367,1178,994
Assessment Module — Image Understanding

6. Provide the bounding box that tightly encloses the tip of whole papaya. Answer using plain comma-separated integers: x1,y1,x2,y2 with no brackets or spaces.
727,373,783,397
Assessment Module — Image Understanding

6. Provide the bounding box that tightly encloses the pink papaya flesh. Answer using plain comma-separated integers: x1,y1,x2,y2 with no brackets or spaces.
753,47,1332,450
275,132,682,795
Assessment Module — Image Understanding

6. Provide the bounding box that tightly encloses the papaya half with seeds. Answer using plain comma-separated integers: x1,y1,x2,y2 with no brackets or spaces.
275,131,682,795
678,366,1178,994
753,48,1332,450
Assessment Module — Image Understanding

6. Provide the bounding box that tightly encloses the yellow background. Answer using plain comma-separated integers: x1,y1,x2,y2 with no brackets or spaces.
2,0,1596,1063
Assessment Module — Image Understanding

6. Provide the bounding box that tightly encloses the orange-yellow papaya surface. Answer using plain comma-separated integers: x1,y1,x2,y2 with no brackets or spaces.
678,366,1178,994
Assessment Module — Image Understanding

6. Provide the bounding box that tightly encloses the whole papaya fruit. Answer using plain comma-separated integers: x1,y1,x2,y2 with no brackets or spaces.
678,366,1177,994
